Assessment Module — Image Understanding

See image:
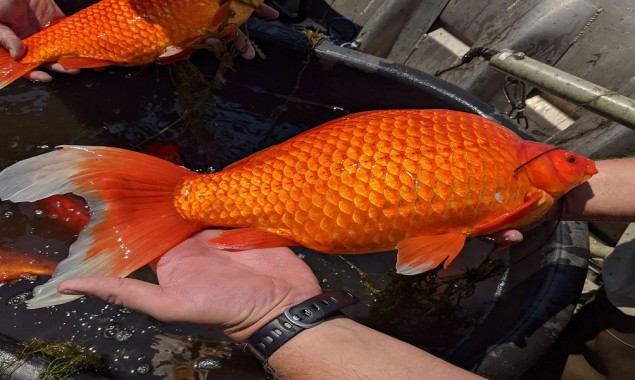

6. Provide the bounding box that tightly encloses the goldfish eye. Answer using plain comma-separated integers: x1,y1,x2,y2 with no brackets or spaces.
565,154,576,163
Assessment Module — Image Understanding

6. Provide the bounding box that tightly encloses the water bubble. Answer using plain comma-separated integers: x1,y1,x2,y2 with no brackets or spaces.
194,357,221,370
135,363,151,374
103,323,118,339
296,253,306,260
3,211,13,218
115,329,133,342
7,291,30,306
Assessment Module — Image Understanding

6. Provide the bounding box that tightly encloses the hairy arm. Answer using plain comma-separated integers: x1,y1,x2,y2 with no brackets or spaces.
267,317,482,380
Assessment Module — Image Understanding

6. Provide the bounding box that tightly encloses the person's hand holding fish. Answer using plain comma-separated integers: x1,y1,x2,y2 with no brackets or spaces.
60,229,323,342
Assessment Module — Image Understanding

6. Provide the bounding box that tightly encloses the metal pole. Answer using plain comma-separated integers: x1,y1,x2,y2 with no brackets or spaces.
488,49,635,130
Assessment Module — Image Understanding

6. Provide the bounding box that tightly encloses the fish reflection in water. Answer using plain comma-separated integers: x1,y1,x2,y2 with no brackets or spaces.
0,249,57,284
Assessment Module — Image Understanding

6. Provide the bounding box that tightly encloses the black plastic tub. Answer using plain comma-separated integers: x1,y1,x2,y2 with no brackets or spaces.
0,20,588,379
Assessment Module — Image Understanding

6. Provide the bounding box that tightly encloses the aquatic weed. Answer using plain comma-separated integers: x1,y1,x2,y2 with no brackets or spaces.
363,257,508,347
2,338,113,380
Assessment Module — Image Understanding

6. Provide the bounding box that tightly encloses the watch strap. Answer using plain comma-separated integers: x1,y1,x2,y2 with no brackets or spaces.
246,290,359,361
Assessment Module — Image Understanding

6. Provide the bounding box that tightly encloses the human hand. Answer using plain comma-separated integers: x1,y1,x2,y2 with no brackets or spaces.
0,0,79,82
485,197,568,246
205,3,279,59
58,229,322,342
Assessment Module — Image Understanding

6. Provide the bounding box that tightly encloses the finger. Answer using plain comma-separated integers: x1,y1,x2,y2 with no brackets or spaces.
59,276,179,321
44,62,80,75
487,229,524,245
255,4,280,19
0,24,25,59
233,30,255,59
23,70,54,83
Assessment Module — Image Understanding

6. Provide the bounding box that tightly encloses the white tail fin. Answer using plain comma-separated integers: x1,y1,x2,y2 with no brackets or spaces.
0,146,204,308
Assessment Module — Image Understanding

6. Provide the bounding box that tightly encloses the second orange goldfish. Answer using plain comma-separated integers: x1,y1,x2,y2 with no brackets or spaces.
0,109,597,308
0,0,263,90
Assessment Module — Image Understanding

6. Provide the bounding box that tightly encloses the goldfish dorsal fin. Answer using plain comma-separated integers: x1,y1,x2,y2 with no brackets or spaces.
208,228,297,250
472,191,544,234
396,233,467,275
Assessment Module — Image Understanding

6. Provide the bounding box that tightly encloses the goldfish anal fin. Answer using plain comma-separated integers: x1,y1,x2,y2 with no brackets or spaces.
0,48,39,90
58,57,114,69
157,44,197,65
0,146,203,308
473,191,544,234
396,233,467,275
208,228,297,250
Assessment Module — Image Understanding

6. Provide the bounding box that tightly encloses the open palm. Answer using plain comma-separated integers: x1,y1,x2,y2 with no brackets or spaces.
59,230,322,342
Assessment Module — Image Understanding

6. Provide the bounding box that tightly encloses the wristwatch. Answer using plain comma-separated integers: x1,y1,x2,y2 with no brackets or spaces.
246,290,359,361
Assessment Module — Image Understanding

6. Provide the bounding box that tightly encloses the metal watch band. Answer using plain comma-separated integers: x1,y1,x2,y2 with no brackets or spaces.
246,290,359,361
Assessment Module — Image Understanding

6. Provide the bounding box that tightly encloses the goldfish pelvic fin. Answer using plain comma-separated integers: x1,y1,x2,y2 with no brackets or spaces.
157,44,197,65
57,57,114,69
473,191,544,234
0,49,39,90
395,233,467,275
208,1,231,34
207,228,297,250
0,146,203,308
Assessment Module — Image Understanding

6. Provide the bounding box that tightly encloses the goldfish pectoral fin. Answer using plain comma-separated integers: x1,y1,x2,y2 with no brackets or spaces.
473,191,545,233
395,233,467,275
57,57,114,69
207,228,297,250
0,49,39,90
0,146,203,308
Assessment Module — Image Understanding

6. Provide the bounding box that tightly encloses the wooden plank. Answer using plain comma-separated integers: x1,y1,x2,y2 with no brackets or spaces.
386,0,451,63
326,0,387,26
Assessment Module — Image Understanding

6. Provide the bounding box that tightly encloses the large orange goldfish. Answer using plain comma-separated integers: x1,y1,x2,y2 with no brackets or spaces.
0,0,263,90
0,110,597,308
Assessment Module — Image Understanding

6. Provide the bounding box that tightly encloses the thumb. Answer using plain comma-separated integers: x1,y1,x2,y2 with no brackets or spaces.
59,276,175,321
0,24,25,59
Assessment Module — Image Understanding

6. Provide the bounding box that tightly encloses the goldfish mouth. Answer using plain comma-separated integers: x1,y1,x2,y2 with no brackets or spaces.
583,160,599,181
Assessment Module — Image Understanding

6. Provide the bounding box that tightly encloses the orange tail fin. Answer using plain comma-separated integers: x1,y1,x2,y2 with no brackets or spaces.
0,48,39,90
0,146,204,308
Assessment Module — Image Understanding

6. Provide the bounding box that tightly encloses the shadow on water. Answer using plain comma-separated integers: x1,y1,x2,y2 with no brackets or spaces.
0,20,589,379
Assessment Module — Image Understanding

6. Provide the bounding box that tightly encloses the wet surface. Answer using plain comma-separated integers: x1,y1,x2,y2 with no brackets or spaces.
0,25,588,379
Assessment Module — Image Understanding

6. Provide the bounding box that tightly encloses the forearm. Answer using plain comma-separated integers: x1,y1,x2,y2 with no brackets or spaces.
267,317,483,380
562,157,635,221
